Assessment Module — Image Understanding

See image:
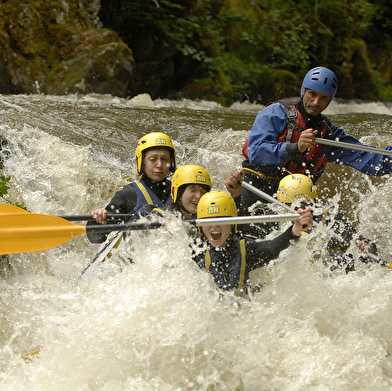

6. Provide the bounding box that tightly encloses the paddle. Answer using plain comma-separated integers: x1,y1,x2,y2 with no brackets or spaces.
0,203,133,222
0,212,300,255
315,138,392,157
239,180,293,213
0,203,29,214
58,214,133,222
240,180,389,267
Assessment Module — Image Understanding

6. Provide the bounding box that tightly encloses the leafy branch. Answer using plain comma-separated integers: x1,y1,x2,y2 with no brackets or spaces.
0,174,27,210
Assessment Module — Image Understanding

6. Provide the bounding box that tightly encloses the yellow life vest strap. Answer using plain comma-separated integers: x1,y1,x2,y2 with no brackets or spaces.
243,167,278,181
237,239,247,296
205,250,211,270
320,206,331,224
107,233,124,257
153,207,165,215
134,181,154,205
204,239,247,296
114,173,137,185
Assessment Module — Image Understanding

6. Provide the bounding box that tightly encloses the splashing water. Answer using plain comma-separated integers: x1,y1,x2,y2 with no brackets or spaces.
0,94,391,390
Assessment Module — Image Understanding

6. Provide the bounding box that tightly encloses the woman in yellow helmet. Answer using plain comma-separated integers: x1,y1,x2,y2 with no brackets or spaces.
135,164,212,225
87,132,176,243
193,191,313,294
168,164,212,219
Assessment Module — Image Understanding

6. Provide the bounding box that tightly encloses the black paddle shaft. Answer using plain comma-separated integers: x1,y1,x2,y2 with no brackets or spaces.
58,213,133,222
86,221,163,234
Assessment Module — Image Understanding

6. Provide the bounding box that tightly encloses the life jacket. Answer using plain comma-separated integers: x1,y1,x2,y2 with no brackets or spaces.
242,139,249,158
242,104,332,182
204,238,248,296
278,105,331,181
132,180,171,214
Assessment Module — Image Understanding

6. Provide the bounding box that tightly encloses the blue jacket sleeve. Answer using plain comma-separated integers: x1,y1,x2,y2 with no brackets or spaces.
324,123,392,176
248,102,392,176
248,102,292,167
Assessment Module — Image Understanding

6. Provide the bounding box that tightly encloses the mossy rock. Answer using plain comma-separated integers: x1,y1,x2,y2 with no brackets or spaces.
250,69,300,103
334,39,379,100
0,2,134,96
48,38,134,96
181,67,235,106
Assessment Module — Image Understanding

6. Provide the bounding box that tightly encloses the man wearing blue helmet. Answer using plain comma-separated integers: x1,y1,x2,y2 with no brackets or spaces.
235,66,392,208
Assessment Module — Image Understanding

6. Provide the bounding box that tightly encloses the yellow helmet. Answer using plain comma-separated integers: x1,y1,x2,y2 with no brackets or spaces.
171,165,212,203
135,132,176,174
197,191,238,233
276,174,317,204
197,191,237,218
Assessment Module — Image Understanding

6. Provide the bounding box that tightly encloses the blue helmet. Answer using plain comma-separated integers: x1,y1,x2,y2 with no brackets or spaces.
300,67,338,99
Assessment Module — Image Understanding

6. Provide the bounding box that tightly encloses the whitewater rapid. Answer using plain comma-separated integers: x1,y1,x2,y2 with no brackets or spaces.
0,93,392,390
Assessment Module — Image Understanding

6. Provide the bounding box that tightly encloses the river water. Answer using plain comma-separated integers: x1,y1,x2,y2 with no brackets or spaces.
0,93,392,390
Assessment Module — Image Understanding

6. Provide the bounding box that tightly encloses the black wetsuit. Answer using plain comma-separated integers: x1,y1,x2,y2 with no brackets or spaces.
193,226,299,293
87,176,171,243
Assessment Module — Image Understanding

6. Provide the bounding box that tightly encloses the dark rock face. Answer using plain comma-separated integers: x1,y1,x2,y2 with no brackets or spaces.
0,1,134,97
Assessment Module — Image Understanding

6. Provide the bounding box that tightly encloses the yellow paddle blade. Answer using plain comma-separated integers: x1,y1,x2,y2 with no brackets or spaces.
21,349,40,361
0,214,86,255
0,203,29,215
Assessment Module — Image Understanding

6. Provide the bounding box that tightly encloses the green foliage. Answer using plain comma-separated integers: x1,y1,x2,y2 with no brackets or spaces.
136,0,313,101
0,174,27,210
366,0,392,46
379,85,392,101
98,0,391,103
0,174,10,198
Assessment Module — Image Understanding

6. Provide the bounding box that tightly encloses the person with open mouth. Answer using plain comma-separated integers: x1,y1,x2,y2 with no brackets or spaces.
193,191,312,295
